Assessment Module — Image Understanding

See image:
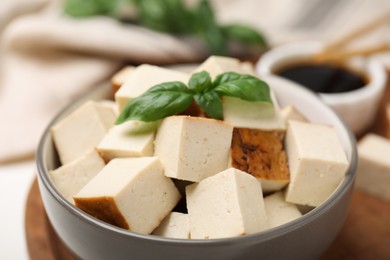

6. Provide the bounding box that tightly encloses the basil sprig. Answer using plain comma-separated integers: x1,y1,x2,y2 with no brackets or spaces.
63,0,267,55
116,71,272,124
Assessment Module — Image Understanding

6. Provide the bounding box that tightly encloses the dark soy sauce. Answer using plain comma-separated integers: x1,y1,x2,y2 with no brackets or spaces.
274,63,367,93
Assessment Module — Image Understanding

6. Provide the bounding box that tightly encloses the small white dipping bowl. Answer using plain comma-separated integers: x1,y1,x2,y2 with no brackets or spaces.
257,41,387,135
37,76,357,260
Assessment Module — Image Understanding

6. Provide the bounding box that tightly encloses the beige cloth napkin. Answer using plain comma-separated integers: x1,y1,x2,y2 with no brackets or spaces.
0,0,201,163
0,0,389,163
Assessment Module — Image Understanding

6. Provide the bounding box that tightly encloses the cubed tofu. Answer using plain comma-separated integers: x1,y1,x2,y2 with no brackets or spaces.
355,134,390,200
111,66,135,93
152,212,190,239
74,157,181,235
115,64,189,112
49,150,105,203
230,128,290,193
285,120,348,207
264,192,302,229
222,92,286,131
186,168,267,239
97,120,157,161
192,56,256,78
51,100,117,165
154,116,233,182
281,105,308,123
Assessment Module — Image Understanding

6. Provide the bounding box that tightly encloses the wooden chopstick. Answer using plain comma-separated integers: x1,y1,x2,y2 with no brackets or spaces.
313,12,390,63
314,44,390,63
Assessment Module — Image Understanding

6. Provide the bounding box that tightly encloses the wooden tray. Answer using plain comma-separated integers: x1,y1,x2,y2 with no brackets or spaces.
25,73,390,260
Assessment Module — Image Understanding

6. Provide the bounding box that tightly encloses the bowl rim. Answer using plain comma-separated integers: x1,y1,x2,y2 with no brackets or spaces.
36,76,358,246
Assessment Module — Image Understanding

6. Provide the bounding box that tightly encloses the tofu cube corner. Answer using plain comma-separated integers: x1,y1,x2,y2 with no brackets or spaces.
186,168,267,239
154,116,233,182
74,157,181,235
115,64,189,112
152,212,190,239
49,149,105,203
355,133,390,200
192,56,256,78
285,120,348,207
264,191,302,229
97,120,157,161
51,100,117,165
222,92,286,131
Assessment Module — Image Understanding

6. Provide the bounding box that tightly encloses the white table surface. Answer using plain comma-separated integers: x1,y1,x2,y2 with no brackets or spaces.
0,160,37,260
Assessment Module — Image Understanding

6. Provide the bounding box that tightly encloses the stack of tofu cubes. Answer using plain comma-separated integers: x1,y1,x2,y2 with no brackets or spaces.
49,56,349,239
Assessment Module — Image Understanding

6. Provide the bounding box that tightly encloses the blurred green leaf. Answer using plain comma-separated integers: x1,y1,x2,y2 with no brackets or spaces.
194,0,227,55
64,0,118,17
63,0,267,55
222,24,268,48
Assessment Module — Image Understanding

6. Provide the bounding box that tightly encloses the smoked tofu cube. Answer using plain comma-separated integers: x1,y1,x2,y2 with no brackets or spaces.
74,157,181,234
51,100,117,165
222,92,286,131
355,134,390,200
186,168,267,239
111,66,135,93
152,212,190,239
192,56,256,78
285,120,348,207
154,116,233,182
49,150,105,203
97,120,157,161
264,192,302,229
115,65,189,112
230,128,290,193
281,105,308,123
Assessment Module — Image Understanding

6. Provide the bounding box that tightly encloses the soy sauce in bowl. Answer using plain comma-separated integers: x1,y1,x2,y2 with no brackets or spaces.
274,62,368,94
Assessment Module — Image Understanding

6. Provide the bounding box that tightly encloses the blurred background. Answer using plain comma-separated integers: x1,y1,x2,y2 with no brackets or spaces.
0,0,389,259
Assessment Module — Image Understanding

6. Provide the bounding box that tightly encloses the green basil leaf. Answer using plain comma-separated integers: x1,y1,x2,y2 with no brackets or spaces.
222,24,268,48
214,72,272,103
147,81,190,94
188,71,213,93
116,82,193,124
194,91,223,119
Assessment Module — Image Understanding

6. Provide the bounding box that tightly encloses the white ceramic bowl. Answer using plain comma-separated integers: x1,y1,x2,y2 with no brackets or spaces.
36,75,357,260
257,41,387,135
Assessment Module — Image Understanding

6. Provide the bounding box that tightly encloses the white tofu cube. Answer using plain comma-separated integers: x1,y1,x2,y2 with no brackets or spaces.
97,120,157,161
186,168,267,239
222,92,286,130
49,150,105,203
115,64,189,112
152,212,190,239
154,116,233,182
285,120,348,207
355,134,390,200
264,192,302,229
74,157,181,235
281,105,308,123
192,56,256,78
51,100,117,165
